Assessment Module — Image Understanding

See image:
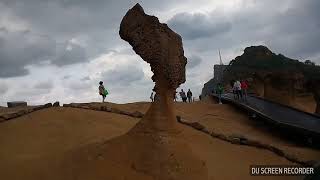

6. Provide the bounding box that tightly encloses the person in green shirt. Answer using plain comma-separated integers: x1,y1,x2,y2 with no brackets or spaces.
98,81,108,103
217,83,224,104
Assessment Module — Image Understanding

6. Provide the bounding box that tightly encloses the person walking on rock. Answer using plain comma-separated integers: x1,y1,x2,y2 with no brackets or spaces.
187,89,193,103
231,80,236,99
174,91,177,102
241,80,248,101
233,80,242,100
150,91,154,102
98,81,107,103
179,89,187,102
217,83,224,104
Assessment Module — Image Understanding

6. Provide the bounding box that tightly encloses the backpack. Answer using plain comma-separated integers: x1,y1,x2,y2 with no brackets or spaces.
104,89,109,96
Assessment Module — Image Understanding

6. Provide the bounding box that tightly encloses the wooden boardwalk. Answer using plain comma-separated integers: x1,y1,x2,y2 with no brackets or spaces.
212,93,320,142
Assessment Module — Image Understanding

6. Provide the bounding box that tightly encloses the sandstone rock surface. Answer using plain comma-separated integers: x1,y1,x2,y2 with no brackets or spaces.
307,80,320,115
221,45,319,113
53,101,60,107
7,101,27,108
262,72,304,107
63,4,208,180
119,3,188,133
119,3,186,93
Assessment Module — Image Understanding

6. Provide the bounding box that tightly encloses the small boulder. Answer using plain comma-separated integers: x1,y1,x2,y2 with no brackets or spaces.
53,101,60,107
190,122,205,131
100,106,106,111
110,108,121,114
176,116,182,122
132,111,144,118
7,101,27,108
92,106,101,111
210,131,220,138
32,106,42,111
16,110,27,116
0,117,5,122
81,106,90,109
1,112,19,120
105,107,112,112
229,134,248,145
43,103,53,108
100,106,112,112
246,140,265,148
119,110,131,116
267,146,285,156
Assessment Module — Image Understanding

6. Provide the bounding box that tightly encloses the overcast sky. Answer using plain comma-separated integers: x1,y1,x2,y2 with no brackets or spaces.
0,0,319,106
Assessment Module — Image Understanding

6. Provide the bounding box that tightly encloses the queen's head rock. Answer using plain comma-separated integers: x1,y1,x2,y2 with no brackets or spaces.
119,3,187,95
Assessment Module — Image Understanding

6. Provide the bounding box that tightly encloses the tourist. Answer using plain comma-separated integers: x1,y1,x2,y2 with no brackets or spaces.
217,83,224,104
174,91,177,102
233,85,237,99
98,81,107,103
241,80,248,101
150,91,154,102
179,89,187,102
187,89,193,103
231,80,236,99
233,80,242,100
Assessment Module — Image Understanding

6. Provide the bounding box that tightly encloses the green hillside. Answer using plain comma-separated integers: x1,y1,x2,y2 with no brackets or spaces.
224,45,320,82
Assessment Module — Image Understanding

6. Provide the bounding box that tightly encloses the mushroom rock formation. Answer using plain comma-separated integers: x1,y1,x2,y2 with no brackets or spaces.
119,4,186,92
119,3,187,133
63,4,208,180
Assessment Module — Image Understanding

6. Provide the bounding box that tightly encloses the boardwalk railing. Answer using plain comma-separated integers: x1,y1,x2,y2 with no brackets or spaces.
211,93,320,146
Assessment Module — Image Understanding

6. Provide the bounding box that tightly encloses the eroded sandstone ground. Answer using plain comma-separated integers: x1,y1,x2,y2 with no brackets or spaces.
1,101,318,179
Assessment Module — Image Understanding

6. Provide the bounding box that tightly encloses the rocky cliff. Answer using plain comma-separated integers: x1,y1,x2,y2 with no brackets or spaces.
214,45,320,114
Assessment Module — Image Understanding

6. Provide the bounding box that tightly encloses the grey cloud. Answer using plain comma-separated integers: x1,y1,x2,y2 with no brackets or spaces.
52,44,88,66
102,65,145,86
34,81,53,90
63,75,71,80
62,78,94,94
170,0,320,64
0,0,171,78
0,0,121,78
81,76,91,81
0,83,8,94
1,0,319,78
0,29,56,77
1,0,320,105
15,88,51,97
187,55,202,69
0,0,173,54
0,29,90,77
262,0,320,60
167,12,232,40
67,81,92,91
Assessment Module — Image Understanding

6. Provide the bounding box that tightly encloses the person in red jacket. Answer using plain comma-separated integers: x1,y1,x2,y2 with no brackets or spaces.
241,80,248,101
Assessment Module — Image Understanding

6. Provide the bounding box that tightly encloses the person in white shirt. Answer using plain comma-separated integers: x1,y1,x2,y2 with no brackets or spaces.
233,80,243,100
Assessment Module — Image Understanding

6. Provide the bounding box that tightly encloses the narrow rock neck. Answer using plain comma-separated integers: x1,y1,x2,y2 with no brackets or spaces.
129,79,180,134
